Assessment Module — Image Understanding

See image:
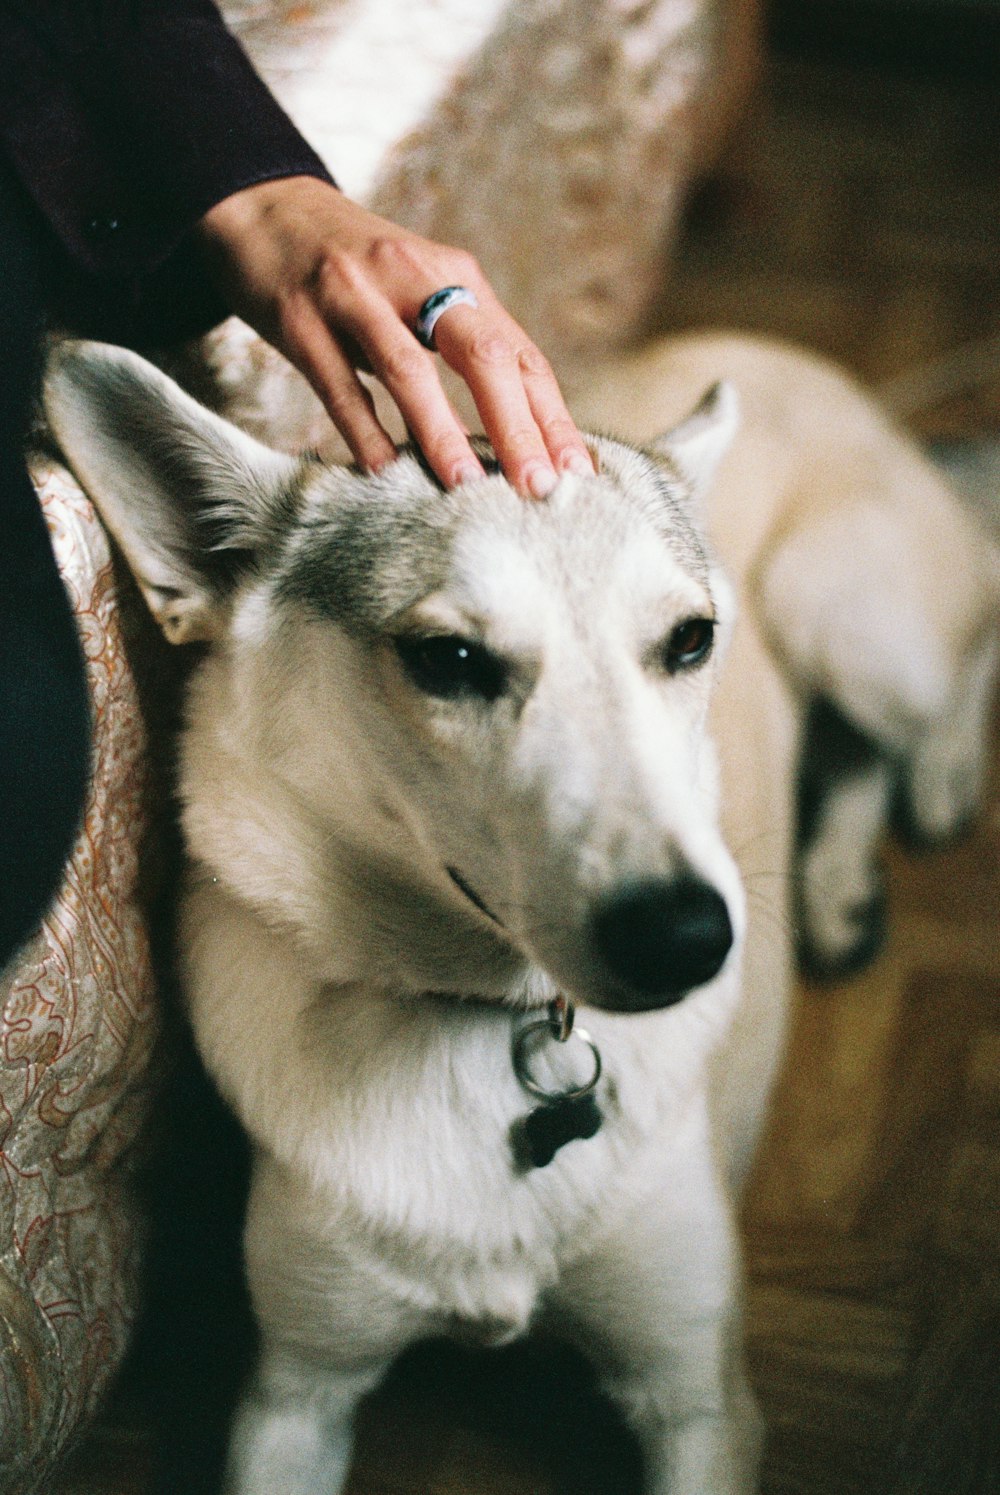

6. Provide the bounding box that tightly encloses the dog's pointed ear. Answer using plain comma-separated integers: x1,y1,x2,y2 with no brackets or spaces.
43,339,301,644
649,381,740,504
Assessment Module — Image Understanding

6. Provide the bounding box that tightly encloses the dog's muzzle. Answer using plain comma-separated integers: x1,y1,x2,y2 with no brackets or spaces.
446,862,732,1014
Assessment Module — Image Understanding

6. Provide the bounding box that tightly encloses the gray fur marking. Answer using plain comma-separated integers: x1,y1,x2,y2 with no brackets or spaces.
274,442,713,637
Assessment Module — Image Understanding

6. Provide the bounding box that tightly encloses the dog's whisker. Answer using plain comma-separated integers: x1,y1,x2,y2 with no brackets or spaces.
746,900,795,944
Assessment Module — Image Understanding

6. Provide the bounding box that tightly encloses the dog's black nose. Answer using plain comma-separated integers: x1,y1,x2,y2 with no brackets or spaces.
591,876,733,1009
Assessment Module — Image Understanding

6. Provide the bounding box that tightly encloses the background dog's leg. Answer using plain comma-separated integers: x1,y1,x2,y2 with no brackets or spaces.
760,494,998,977
549,1105,761,1495
795,699,893,979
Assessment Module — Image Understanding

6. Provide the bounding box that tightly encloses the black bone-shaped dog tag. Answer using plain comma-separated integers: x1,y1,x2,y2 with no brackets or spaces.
512,1094,603,1170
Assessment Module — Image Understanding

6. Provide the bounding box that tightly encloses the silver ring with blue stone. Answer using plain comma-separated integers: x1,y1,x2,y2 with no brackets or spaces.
414,286,479,350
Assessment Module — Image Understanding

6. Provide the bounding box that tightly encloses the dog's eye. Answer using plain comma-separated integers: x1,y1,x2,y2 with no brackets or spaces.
394,634,509,702
663,617,715,673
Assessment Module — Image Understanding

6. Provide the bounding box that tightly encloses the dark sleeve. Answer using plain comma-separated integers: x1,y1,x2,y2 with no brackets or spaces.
0,0,334,287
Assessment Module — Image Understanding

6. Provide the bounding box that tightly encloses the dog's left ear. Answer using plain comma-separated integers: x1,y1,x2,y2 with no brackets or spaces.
43,339,302,643
649,381,740,505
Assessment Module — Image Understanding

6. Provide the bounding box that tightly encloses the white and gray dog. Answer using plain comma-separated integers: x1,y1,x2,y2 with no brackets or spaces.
45,332,996,1495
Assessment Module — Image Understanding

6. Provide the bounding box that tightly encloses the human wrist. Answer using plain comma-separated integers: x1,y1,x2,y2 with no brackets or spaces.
198,174,339,250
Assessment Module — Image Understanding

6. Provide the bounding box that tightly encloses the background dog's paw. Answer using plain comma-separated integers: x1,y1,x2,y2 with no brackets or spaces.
894,635,999,848
894,727,986,849
893,764,976,850
795,874,888,983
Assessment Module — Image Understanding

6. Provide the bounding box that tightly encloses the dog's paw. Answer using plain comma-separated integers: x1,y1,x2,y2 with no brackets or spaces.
895,726,985,848
895,636,998,847
796,871,888,983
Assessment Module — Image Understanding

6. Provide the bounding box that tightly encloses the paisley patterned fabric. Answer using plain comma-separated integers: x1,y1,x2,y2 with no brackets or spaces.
0,463,159,1495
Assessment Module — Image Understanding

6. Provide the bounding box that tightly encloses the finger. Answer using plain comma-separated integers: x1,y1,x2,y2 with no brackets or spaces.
281,296,397,472
432,303,561,499
509,330,594,479
339,294,486,489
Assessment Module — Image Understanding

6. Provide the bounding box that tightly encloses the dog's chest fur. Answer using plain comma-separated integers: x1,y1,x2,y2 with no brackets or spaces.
185,873,735,1339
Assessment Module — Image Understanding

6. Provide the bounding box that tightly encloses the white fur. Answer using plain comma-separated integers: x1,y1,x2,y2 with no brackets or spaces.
905,633,1000,840
799,764,892,968
43,331,998,1495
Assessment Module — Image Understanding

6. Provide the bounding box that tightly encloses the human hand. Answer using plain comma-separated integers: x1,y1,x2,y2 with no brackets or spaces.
197,176,594,496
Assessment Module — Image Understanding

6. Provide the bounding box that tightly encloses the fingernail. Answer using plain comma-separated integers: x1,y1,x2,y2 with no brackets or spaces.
561,449,594,477
525,463,558,499
452,460,484,487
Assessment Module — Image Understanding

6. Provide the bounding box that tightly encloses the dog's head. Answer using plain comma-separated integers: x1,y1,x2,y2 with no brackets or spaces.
45,340,743,1014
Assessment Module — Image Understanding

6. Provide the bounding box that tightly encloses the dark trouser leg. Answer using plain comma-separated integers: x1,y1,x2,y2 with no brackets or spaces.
0,169,89,968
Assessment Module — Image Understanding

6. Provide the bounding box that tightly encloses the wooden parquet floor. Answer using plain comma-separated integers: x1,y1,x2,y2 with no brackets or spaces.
660,51,1000,442
744,743,1000,1494
53,42,1000,1495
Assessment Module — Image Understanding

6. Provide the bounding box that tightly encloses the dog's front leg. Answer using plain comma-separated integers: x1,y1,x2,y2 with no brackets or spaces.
551,1104,761,1495
223,1154,426,1495
224,1347,384,1495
